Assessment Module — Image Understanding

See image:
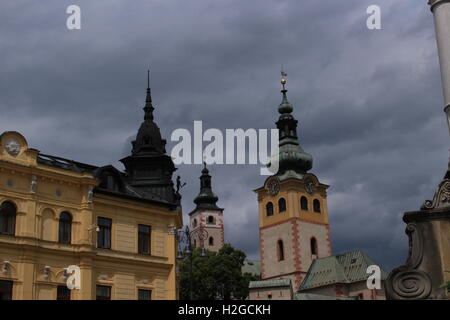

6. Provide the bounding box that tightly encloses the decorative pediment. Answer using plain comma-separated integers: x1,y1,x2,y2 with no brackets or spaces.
0,131,38,166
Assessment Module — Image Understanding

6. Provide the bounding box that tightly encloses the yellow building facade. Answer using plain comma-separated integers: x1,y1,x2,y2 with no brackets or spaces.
0,83,183,300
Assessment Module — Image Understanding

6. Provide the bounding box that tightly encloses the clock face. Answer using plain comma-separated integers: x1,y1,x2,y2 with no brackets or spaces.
267,179,280,196
4,138,21,156
304,178,316,195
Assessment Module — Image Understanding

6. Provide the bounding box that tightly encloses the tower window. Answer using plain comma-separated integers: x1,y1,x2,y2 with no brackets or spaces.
0,201,16,236
311,237,318,258
209,237,214,246
266,202,274,217
277,240,285,261
278,198,286,212
313,199,321,213
207,216,215,224
58,211,72,244
300,196,308,211
192,219,198,228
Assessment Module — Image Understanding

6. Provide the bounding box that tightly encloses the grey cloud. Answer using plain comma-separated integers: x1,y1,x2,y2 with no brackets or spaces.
0,0,445,270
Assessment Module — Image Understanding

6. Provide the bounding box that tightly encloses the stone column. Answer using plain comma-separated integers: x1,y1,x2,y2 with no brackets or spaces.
429,0,450,111
385,0,450,300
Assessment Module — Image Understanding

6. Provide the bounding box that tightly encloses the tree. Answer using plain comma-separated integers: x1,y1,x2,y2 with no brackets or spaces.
178,244,259,300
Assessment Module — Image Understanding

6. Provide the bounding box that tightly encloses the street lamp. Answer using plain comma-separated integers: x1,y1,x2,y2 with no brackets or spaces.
176,225,208,300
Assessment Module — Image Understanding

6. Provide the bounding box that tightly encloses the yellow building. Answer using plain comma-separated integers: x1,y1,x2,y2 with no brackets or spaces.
0,81,182,300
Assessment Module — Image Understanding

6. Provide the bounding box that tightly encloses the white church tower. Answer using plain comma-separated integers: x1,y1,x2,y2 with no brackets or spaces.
189,164,224,252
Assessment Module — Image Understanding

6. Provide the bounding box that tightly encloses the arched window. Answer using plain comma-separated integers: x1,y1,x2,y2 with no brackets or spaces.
300,196,308,211
313,199,321,213
58,212,72,244
266,202,274,217
207,216,214,224
277,240,285,261
0,201,16,235
209,237,214,246
192,219,198,228
278,198,286,212
311,237,318,258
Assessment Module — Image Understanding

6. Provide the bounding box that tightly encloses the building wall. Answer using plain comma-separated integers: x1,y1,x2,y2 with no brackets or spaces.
300,281,386,300
256,174,331,291
248,286,292,300
0,131,182,300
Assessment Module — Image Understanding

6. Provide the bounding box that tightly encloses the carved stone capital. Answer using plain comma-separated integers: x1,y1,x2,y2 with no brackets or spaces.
429,0,450,11
385,211,449,299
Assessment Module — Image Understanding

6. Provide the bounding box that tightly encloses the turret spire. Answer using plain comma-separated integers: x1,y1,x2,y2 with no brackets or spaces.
144,69,155,121
193,163,219,209
274,70,313,176
279,69,293,114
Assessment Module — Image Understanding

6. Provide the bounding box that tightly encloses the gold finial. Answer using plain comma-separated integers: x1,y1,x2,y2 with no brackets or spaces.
280,66,287,89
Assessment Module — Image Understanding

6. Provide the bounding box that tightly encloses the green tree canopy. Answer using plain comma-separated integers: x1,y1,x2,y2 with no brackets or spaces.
178,244,259,300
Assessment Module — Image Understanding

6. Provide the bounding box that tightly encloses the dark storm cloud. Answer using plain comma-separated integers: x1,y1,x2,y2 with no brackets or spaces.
0,0,445,269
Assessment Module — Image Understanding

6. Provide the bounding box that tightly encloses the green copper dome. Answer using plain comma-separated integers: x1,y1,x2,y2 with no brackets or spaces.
273,82,313,176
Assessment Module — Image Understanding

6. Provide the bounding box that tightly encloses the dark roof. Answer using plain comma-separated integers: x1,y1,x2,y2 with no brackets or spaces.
37,153,98,173
37,153,178,209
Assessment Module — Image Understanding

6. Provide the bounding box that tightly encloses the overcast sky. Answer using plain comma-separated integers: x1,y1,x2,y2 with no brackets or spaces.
0,0,447,270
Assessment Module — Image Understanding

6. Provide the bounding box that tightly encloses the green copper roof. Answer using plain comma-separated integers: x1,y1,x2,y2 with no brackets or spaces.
270,80,313,176
294,293,357,300
242,260,261,277
193,163,219,210
249,278,291,289
299,250,388,291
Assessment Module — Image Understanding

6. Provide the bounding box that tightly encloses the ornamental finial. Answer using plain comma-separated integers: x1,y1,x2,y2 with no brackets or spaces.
281,66,287,90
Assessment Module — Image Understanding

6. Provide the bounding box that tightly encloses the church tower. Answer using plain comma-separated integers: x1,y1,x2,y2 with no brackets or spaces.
254,74,332,291
120,71,180,207
189,164,224,252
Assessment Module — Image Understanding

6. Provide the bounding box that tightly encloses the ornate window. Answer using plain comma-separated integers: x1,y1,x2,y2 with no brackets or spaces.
300,196,308,211
192,219,198,228
0,201,16,236
313,199,321,213
266,202,274,217
209,237,214,246
58,212,72,244
277,240,285,261
278,198,286,212
138,224,151,255
311,237,318,258
207,216,215,224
